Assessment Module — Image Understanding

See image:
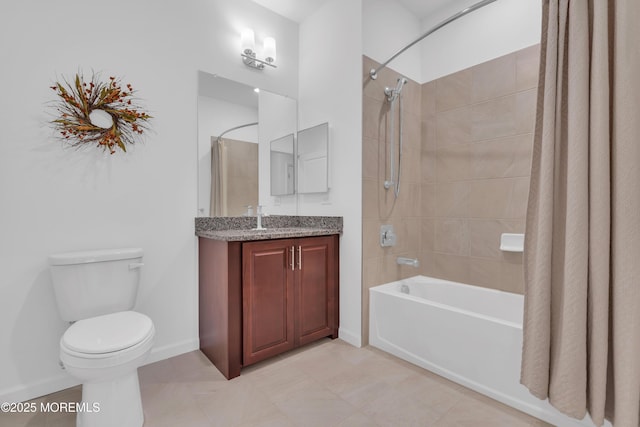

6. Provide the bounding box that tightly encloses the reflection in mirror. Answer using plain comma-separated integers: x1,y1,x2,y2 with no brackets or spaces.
198,72,258,216
197,71,297,216
212,131,258,216
297,122,329,194
270,134,295,196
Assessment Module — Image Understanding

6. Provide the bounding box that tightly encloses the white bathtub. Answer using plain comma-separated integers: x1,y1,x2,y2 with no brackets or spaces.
369,275,608,427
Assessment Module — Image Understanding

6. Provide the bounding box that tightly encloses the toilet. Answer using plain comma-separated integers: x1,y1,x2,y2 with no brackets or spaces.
49,248,155,427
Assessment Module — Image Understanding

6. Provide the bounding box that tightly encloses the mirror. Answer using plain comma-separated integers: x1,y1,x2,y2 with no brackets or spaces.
270,134,295,196
297,122,329,193
197,71,297,216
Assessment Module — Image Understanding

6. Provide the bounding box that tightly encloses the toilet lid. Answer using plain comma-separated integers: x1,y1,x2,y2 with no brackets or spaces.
62,311,153,354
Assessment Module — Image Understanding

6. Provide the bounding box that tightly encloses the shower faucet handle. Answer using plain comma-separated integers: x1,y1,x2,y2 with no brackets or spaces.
380,225,397,247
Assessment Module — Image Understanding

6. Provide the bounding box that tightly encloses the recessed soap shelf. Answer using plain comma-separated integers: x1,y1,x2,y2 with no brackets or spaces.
500,233,524,252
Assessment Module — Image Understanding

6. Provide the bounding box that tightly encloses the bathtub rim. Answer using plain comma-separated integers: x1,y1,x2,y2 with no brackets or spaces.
369,275,523,329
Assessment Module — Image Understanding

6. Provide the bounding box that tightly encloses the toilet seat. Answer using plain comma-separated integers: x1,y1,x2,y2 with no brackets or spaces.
60,311,155,369
63,311,153,354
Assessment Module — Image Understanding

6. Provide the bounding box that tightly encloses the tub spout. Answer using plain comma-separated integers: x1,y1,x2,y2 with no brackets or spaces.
397,257,419,268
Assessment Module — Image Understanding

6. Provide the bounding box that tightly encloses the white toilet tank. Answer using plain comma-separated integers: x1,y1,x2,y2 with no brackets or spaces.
49,248,144,322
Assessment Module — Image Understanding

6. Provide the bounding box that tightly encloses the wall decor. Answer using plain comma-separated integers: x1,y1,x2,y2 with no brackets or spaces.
50,72,152,154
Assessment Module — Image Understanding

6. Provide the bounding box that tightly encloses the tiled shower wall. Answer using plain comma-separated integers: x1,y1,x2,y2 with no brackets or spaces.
362,45,540,343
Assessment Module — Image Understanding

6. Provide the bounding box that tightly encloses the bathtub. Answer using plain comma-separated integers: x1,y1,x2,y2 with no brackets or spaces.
369,275,609,427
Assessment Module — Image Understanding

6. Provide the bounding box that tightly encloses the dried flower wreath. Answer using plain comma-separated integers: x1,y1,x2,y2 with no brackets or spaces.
50,72,152,154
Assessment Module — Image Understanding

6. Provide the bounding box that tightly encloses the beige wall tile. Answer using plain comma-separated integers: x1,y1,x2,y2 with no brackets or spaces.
468,177,530,219
380,254,402,284
388,218,409,255
419,251,437,277
362,178,383,220
469,257,502,289
422,114,436,148
362,136,382,180
403,112,422,151
404,218,421,254
500,254,525,294
363,96,385,140
435,181,469,218
421,117,437,183
471,95,517,141
420,218,436,253
470,134,533,179
516,44,541,91
472,53,516,103
420,183,436,218
422,81,436,116
436,143,472,182
363,72,387,103
362,219,384,260
402,79,422,116
516,88,537,135
421,150,437,184
402,147,422,184
363,257,382,289
436,69,472,112
434,218,469,256
400,182,422,217
434,253,470,284
509,177,530,218
437,106,472,146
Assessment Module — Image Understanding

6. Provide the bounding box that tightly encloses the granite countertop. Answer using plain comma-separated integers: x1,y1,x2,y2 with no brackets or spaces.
195,216,342,242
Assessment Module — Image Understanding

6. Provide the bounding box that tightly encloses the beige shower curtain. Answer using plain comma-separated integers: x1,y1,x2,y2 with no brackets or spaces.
210,138,227,216
522,1,640,426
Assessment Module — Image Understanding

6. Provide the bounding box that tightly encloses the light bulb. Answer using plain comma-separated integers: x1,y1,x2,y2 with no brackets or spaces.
241,29,255,55
263,37,276,63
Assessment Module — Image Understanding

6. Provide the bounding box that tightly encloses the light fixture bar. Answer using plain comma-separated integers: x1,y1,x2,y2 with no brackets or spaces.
241,52,277,69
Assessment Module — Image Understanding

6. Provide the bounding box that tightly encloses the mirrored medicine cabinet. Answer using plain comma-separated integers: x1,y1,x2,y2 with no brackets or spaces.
297,122,329,194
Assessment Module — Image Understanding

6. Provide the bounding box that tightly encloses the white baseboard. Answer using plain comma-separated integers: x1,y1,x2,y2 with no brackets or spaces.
144,337,200,365
338,327,362,348
0,338,200,404
0,374,79,405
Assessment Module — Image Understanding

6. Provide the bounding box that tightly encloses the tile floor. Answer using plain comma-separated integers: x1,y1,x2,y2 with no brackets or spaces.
2,339,552,427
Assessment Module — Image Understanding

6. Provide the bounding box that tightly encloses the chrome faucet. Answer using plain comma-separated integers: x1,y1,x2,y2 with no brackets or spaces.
255,205,266,230
397,257,419,268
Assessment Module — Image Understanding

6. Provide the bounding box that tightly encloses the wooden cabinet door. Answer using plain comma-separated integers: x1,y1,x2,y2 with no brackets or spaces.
242,239,295,366
295,235,338,346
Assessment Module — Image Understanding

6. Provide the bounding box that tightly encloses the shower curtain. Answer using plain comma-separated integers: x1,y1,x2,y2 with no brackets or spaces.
521,1,640,426
210,138,227,216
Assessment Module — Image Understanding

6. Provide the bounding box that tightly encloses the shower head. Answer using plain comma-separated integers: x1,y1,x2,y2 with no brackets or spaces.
385,78,407,102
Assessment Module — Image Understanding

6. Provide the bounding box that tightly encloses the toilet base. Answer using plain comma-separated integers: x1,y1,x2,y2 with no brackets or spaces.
77,370,143,427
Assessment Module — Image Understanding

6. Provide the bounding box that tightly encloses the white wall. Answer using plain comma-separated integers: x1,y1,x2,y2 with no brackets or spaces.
420,0,541,82
362,0,423,82
298,0,363,346
0,0,298,402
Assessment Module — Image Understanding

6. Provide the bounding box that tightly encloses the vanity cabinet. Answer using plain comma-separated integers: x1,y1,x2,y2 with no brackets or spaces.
199,234,339,379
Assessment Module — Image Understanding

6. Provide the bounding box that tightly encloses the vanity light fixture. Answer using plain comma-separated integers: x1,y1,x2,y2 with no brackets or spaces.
240,29,277,70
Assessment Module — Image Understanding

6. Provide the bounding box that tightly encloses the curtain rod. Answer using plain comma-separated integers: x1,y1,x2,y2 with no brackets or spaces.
369,0,498,80
216,122,259,141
